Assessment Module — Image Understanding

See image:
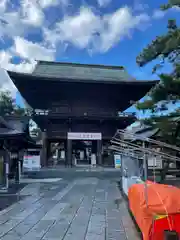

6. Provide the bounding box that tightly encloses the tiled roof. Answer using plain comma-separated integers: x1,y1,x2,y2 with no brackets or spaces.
0,128,23,136
32,61,137,82
124,122,159,141
0,116,35,144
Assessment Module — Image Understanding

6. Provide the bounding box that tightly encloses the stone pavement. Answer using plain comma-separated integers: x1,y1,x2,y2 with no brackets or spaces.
0,178,140,240
24,167,121,180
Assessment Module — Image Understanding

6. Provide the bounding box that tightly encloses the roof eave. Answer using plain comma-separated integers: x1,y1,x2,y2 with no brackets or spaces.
7,70,159,85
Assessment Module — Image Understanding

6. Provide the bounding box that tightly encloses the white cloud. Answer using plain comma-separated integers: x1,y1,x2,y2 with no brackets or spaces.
44,6,150,53
98,7,150,52
0,0,8,12
55,7,102,49
0,1,158,60
0,1,55,94
152,9,165,19
0,50,35,73
0,12,26,39
39,0,59,8
0,67,16,96
97,0,111,8
13,37,55,61
151,5,180,20
172,6,180,11
20,0,44,27
0,1,44,40
38,0,68,8
0,50,37,95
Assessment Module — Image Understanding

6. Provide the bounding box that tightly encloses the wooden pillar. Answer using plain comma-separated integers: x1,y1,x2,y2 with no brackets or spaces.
3,141,10,190
67,139,72,167
46,140,51,166
19,149,24,173
4,150,9,189
46,140,50,160
92,141,97,154
13,149,23,184
40,131,47,167
0,149,4,187
67,123,72,167
14,151,20,184
64,141,67,166
91,141,97,166
97,140,102,165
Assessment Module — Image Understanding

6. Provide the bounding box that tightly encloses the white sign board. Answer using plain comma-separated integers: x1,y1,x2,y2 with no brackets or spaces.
23,155,41,171
114,154,121,168
61,150,65,159
148,156,163,169
68,132,102,140
80,151,84,160
91,154,96,166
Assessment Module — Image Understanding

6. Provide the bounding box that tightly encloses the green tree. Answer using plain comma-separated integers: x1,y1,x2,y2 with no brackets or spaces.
0,91,15,116
136,0,180,140
135,0,180,181
0,90,31,117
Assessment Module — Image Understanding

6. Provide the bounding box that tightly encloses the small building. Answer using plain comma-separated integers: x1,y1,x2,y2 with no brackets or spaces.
0,116,36,189
119,118,180,181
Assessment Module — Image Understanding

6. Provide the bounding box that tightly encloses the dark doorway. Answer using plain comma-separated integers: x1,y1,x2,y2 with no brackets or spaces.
72,140,94,165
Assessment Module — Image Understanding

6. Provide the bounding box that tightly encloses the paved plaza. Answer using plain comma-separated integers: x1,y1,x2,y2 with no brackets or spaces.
0,178,140,240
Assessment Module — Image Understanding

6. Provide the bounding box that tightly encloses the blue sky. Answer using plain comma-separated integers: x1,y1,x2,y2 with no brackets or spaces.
0,0,179,112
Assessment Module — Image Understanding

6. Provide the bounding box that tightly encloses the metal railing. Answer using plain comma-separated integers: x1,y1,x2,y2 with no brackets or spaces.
111,129,180,207
117,129,180,152
111,129,180,164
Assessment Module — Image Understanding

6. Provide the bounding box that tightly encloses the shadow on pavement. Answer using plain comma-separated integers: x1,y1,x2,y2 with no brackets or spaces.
0,183,27,211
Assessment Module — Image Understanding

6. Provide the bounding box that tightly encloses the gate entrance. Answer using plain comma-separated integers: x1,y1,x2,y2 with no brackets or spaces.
67,132,102,167
72,140,91,165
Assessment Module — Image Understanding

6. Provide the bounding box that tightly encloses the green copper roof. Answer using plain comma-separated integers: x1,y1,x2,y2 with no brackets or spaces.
32,61,136,82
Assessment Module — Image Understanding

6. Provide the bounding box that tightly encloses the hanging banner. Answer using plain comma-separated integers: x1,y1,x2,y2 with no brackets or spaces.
68,132,102,140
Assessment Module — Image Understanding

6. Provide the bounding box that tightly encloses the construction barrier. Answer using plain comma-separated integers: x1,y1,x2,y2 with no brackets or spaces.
128,181,180,240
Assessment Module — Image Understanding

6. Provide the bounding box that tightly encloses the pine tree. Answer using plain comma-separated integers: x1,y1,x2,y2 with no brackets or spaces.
136,0,180,144
136,0,180,181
